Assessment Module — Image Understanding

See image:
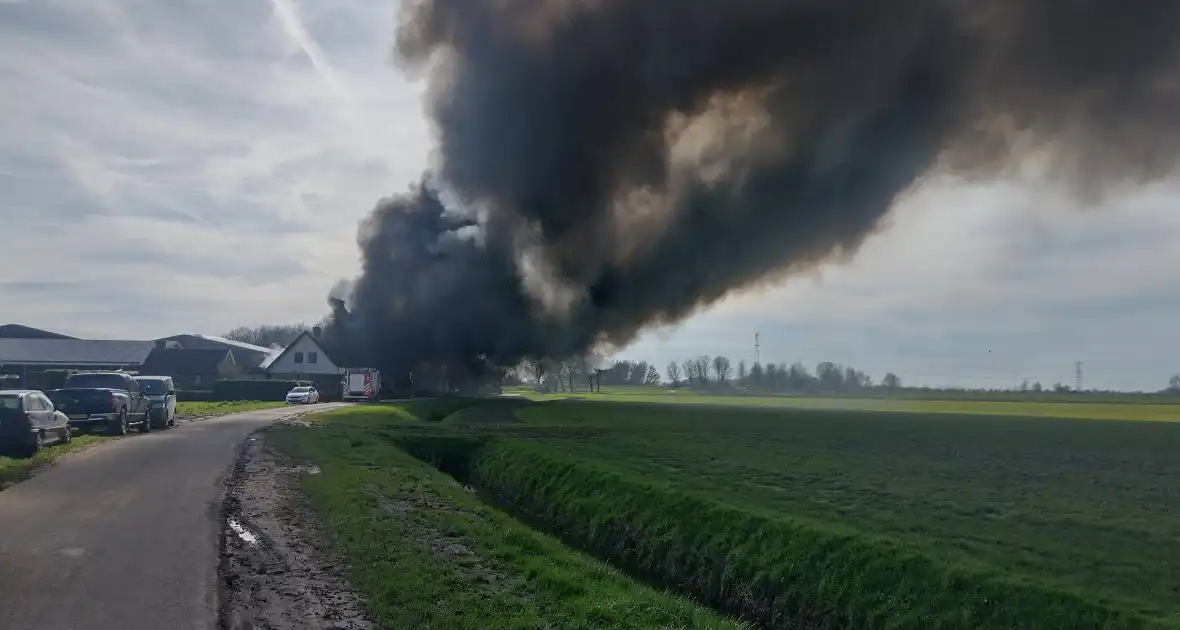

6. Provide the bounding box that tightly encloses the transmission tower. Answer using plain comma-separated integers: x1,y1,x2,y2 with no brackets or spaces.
1074,361,1083,392
754,332,760,366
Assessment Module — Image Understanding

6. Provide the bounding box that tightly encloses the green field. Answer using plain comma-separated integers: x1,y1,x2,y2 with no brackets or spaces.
274,396,1180,629
511,388,1180,422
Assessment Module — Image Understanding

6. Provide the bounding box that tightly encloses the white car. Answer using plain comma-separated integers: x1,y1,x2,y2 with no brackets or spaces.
285,386,320,404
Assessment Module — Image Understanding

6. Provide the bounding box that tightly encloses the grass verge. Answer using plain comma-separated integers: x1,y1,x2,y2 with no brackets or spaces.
0,434,109,488
268,408,746,630
176,400,289,417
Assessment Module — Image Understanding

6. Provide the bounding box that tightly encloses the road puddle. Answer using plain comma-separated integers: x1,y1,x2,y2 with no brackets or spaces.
227,518,260,546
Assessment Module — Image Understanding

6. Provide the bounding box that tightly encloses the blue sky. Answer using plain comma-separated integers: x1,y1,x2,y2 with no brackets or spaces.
2,0,1177,391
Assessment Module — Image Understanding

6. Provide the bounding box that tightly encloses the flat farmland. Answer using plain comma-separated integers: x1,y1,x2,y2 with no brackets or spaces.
504,401,1180,620
514,388,1180,422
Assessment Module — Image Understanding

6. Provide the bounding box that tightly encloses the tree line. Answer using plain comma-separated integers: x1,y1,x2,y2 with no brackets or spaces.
222,325,1180,395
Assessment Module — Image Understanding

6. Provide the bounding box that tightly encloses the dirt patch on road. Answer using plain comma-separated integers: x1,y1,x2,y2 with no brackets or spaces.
218,432,372,630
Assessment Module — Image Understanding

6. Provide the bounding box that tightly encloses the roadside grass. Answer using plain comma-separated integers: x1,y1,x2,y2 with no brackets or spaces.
0,434,109,487
512,388,1180,422
176,400,289,417
267,410,747,630
280,398,1180,628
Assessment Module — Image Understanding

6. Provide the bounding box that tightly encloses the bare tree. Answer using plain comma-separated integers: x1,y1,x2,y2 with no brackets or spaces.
882,372,902,389
737,360,747,384
223,324,306,348
1169,374,1180,393
682,359,697,386
644,364,661,385
666,361,682,386
713,355,733,383
697,355,711,384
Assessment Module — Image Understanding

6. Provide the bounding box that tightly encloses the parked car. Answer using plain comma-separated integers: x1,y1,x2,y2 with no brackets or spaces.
285,386,320,404
134,375,177,430
0,389,73,457
47,372,152,436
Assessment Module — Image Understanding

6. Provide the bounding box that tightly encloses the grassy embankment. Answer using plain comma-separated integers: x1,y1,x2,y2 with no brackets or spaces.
273,397,1180,629
0,400,289,488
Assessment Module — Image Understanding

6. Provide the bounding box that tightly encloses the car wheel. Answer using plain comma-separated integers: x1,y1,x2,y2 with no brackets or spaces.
112,410,128,436
22,432,44,458
139,410,152,433
63,425,72,444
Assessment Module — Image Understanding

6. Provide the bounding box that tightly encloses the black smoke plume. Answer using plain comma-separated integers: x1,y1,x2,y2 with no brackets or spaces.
323,0,1180,386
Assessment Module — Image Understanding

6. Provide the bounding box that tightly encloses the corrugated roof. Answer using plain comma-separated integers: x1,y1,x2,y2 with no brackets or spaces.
0,324,77,340
187,334,274,353
0,339,156,366
140,348,235,375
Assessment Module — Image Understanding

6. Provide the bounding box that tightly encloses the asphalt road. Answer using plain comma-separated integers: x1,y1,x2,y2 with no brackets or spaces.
0,403,349,630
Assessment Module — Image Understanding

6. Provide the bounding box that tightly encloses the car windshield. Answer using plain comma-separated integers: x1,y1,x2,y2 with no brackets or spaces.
291,387,310,393
0,395,20,410
66,373,127,389
137,380,167,394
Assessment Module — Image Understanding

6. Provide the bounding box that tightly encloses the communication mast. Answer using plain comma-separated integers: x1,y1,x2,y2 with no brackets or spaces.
754,332,760,366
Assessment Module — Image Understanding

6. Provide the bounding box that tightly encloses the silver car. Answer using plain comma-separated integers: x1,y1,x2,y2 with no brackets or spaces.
285,386,319,404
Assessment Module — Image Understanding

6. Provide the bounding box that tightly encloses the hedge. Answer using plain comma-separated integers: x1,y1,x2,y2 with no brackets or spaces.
212,379,302,402
464,441,1169,630
176,390,218,402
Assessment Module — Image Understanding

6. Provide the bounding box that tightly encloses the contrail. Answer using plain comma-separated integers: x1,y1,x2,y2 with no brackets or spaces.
268,0,349,100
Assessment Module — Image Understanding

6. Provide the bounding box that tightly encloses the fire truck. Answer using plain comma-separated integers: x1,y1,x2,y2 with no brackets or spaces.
340,368,382,402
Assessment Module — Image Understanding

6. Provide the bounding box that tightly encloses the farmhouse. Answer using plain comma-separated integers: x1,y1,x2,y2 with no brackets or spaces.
260,326,339,389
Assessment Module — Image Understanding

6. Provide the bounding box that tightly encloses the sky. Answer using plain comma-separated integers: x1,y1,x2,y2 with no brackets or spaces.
1,0,1177,392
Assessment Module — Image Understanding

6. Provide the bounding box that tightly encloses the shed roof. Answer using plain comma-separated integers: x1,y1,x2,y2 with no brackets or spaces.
139,348,235,376
0,339,156,366
0,324,77,340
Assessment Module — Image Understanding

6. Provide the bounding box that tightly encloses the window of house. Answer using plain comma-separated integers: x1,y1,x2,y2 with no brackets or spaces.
309,352,318,364
294,352,304,364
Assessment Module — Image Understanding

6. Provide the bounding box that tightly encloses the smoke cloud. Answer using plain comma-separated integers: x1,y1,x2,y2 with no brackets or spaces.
323,0,1180,386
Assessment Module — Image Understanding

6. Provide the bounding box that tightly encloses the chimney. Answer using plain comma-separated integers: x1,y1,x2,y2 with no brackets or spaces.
312,326,322,339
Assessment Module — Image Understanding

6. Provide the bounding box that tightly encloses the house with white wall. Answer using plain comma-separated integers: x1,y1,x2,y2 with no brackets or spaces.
260,327,339,384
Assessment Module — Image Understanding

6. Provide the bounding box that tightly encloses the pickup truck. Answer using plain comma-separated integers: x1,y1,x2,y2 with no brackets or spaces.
46,372,153,436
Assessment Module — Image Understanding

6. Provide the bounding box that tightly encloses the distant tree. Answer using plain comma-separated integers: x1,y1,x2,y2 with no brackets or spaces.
682,359,697,386
697,356,711,384
749,362,764,389
666,361,682,386
816,362,843,390
223,324,305,348
1168,374,1180,393
713,356,733,383
644,364,661,385
1032,381,1043,393
1019,379,1030,392
786,362,812,391
764,363,780,390
882,372,902,389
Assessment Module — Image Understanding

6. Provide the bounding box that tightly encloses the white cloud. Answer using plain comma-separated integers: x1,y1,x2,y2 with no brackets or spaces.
1,0,1177,391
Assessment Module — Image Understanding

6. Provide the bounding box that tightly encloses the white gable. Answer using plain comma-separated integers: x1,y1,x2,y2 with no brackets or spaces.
264,333,338,375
